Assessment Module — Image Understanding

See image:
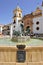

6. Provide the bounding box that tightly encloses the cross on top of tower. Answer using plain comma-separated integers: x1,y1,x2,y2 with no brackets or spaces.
17,2,19,6
13,1,22,13
16,1,20,9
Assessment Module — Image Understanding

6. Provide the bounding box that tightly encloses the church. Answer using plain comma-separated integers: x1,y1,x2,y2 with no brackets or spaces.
33,2,43,34
0,1,43,38
0,6,23,38
0,1,43,65
23,1,43,36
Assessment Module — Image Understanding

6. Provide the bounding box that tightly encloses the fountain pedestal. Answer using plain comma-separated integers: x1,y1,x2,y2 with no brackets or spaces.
16,45,26,62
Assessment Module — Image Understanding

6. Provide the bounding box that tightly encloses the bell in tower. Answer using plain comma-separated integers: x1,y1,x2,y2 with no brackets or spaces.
13,6,22,18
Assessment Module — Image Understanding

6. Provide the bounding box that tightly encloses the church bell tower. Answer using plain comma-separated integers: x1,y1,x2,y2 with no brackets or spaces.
13,6,22,31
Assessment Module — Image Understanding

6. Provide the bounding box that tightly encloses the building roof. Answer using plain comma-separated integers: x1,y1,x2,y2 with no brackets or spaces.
22,14,33,20
23,4,42,20
33,7,42,15
0,24,4,27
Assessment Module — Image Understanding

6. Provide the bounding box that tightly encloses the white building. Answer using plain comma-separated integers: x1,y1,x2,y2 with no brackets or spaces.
13,6,22,31
10,6,23,38
0,6,23,38
33,2,43,34
0,24,3,35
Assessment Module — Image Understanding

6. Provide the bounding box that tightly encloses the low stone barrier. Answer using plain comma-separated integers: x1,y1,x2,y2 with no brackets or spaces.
0,62,43,65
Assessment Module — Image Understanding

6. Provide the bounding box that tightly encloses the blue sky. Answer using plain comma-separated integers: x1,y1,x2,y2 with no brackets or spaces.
0,0,42,24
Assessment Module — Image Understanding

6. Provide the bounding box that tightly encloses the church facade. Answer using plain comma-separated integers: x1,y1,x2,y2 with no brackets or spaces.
23,2,43,35
33,2,43,34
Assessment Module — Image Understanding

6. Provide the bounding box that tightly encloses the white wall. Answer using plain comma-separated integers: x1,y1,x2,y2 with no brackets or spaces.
13,17,22,32
33,16,43,34
0,26,3,34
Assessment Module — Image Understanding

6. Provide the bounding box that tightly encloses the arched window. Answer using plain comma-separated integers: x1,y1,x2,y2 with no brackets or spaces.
26,26,30,33
13,20,16,24
15,14,16,17
19,13,21,17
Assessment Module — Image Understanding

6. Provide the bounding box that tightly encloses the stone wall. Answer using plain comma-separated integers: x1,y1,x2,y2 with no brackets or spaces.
0,47,43,65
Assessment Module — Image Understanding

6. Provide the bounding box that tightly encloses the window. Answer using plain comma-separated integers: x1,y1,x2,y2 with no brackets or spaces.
26,26,30,33
36,21,39,25
13,20,16,24
14,26,15,28
7,26,10,30
36,27,39,30
19,13,21,17
15,14,16,17
22,21,23,23
13,14,16,17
